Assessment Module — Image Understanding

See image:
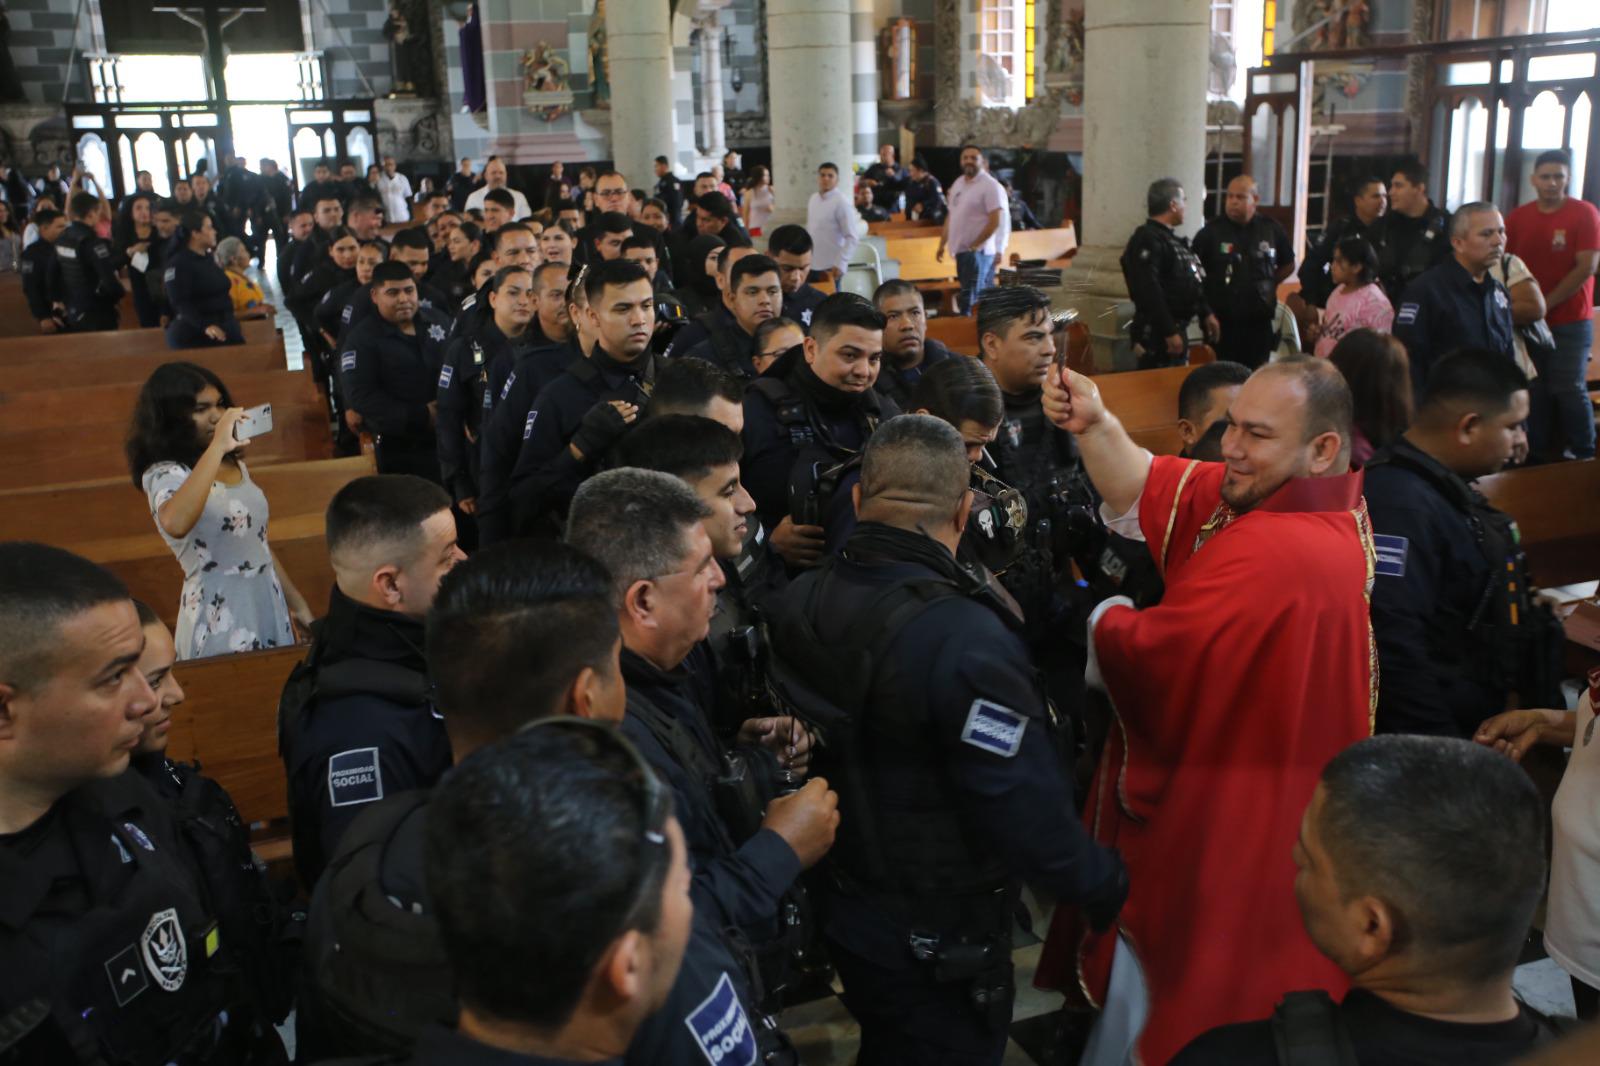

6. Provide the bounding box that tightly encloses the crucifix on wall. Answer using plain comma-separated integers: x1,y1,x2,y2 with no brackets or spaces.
152,0,267,159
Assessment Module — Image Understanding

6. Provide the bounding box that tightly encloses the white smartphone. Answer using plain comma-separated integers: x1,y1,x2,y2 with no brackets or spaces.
234,403,274,441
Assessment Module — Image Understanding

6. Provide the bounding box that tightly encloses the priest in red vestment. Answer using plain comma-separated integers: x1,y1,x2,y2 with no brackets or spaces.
1034,357,1377,1065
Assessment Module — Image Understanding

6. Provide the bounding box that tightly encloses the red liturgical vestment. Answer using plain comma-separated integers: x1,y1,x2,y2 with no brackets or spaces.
1036,456,1377,1065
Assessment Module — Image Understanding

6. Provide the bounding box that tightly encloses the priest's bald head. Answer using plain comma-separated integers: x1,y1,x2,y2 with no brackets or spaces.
852,415,974,556
1218,356,1353,512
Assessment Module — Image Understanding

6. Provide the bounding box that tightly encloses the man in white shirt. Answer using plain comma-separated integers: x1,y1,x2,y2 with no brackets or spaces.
805,162,861,281
376,156,414,224
464,156,532,219
938,144,1006,313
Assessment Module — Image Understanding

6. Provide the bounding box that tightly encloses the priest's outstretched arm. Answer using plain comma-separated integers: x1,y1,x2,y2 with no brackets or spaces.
1041,366,1152,516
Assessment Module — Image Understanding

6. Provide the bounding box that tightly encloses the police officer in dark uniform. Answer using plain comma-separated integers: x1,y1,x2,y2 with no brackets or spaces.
436,264,538,515
679,253,783,380
328,227,451,347
1120,178,1217,368
769,224,827,330
19,206,65,333
56,189,125,331
741,293,899,568
767,416,1127,1065
1295,175,1387,311
278,475,463,888
164,210,245,348
314,238,389,349
508,259,665,538
661,243,750,358
1365,350,1560,739
1391,202,1516,392
128,601,293,1044
342,261,455,483
0,544,276,1064
566,471,837,1007
1370,161,1451,306
1192,175,1296,369
277,207,314,298
873,277,954,410
289,190,347,284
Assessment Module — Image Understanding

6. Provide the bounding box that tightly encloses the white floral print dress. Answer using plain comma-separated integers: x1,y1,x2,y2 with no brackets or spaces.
142,460,294,660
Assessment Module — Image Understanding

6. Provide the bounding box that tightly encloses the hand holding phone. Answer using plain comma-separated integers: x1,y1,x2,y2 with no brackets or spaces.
233,403,274,442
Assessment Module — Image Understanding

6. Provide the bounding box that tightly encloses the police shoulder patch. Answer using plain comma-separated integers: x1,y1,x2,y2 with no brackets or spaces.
960,699,1027,758
327,747,383,807
140,908,187,992
684,972,757,1066
438,364,454,389
523,409,538,440
1373,533,1408,578
1395,303,1419,325
500,370,516,400
340,351,357,372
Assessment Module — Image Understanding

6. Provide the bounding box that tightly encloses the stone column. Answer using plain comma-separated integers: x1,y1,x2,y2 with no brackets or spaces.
767,0,853,228
1051,0,1210,370
606,0,677,191
850,0,879,166
696,13,728,160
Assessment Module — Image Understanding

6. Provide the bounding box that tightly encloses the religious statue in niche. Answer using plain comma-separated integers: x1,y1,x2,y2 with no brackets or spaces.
1046,5,1084,106
1294,0,1372,51
522,42,573,121
384,1,436,98
588,0,610,108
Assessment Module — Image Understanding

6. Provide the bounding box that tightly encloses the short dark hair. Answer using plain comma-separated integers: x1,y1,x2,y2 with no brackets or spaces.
728,253,779,290
910,154,930,171
1533,148,1572,171
390,226,431,253
132,599,161,628
565,469,713,598
909,356,1004,431
958,143,983,157
754,316,803,353
325,474,452,571
1318,735,1546,982
613,414,744,481
1353,175,1386,200
126,362,234,485
0,543,131,694
594,210,632,237
976,284,1052,345
68,191,99,219
312,191,342,211
1177,360,1252,424
426,541,618,737
583,258,651,305
30,207,64,228
1328,330,1412,450
767,224,813,257
369,260,414,288
1417,348,1530,420
817,162,839,175
810,292,887,348
425,724,673,1029
859,414,970,517
872,278,921,307
1146,177,1183,217
654,155,670,166
621,234,655,256
693,191,736,221
1393,160,1430,188
348,192,382,216
489,263,534,295
533,260,571,290
646,358,744,418
642,197,668,214
1332,235,1380,286
483,187,515,211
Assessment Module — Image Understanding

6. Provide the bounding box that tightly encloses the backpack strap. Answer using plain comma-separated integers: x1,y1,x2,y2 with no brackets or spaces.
1270,991,1359,1066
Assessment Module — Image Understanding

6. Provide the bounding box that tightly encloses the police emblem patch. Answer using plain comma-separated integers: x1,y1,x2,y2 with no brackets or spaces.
438,365,454,389
140,908,187,992
122,821,156,852
684,972,757,1066
428,324,447,342
328,747,384,807
1373,533,1408,577
340,351,357,372
961,699,1027,757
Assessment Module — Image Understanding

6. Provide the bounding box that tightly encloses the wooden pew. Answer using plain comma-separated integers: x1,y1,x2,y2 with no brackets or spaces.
1096,365,1197,456
1002,224,1077,266
868,218,941,236
0,317,280,370
925,316,978,355
163,645,302,867
0,331,286,392
1478,458,1600,590
0,274,33,338
883,235,963,315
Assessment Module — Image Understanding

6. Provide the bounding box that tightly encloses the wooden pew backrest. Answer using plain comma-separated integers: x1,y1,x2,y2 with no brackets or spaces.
0,318,279,368
1477,459,1600,590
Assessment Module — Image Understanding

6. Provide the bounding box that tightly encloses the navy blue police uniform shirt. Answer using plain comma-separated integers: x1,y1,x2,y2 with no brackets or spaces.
1391,257,1515,393
475,338,588,541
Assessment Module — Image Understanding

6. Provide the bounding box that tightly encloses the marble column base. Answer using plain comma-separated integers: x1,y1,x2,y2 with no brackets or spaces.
1044,244,1136,372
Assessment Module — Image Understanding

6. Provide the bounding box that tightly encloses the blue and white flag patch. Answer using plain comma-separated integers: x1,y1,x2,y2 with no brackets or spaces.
340,351,357,372
328,747,383,807
961,699,1027,758
1373,534,1408,577
1395,303,1418,326
437,364,454,389
684,972,757,1066
523,410,538,440
500,371,516,400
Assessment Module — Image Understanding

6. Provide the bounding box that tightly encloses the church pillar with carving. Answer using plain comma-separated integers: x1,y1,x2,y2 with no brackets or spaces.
607,0,677,191
767,0,853,227
696,13,728,160
851,0,879,166
1052,0,1210,370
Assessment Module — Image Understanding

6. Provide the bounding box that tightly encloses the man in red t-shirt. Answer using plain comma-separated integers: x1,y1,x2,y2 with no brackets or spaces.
1505,148,1600,459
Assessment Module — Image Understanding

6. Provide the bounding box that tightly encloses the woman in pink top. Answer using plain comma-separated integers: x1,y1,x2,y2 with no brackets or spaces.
1312,235,1393,358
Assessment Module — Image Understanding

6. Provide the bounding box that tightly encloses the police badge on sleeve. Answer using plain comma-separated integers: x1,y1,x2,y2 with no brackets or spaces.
140,908,188,992
684,972,757,1066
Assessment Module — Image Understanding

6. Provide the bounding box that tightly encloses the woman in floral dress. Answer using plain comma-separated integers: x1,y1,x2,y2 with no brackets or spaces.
127,362,314,659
